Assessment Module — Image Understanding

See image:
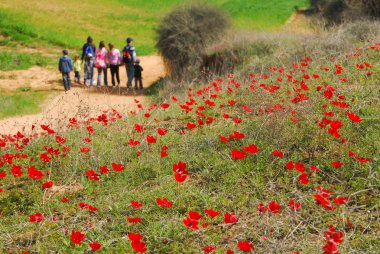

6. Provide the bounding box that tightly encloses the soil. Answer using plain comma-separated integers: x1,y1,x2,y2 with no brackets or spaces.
0,55,165,135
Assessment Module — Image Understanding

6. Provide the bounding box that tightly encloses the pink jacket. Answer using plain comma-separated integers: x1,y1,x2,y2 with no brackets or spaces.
108,49,121,65
95,47,108,68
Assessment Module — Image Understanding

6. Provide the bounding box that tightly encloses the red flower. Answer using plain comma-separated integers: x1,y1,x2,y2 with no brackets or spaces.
231,149,245,160
286,161,294,169
188,210,203,220
134,124,146,133
161,103,170,109
183,217,199,230
128,139,140,146
295,162,306,172
257,203,267,214
174,172,187,183
27,166,44,180
156,198,173,208
268,201,281,214
288,200,302,211
86,126,95,134
56,136,66,144
242,144,260,154
333,197,349,205
86,169,100,181
298,173,309,185
128,217,143,223
229,131,245,139
272,150,284,158
130,200,143,209
187,122,197,130
29,212,45,223
205,209,220,218
131,240,147,253
157,128,168,136
128,232,143,242
146,135,157,143
237,241,254,252
203,245,217,253
224,212,238,224
331,162,343,168
218,135,229,142
0,172,6,179
99,165,109,174
89,242,101,251
71,230,85,245
112,163,125,172
173,161,187,174
61,197,69,203
346,112,361,123
42,181,54,189
80,147,90,153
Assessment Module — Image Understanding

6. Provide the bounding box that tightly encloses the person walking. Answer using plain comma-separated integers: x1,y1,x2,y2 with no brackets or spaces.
122,37,137,88
82,36,96,86
58,49,73,92
107,43,121,88
73,55,82,84
134,58,143,89
95,41,108,87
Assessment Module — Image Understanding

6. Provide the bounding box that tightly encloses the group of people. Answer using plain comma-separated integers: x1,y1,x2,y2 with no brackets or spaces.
58,36,143,92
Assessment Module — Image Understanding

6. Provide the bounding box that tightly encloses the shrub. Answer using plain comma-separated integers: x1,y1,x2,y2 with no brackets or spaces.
156,4,230,81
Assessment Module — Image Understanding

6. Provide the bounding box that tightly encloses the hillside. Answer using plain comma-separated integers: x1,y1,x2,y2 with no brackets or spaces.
0,39,378,253
0,0,309,55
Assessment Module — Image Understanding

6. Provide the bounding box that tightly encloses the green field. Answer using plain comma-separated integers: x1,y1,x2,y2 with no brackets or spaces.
0,0,309,55
0,88,51,119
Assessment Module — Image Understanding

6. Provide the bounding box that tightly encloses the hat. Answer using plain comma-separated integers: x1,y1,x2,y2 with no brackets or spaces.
126,37,133,43
87,53,93,57
62,49,68,55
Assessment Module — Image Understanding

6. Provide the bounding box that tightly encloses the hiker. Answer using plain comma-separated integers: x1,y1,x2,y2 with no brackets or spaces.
73,55,82,84
107,43,121,87
134,58,143,89
82,36,96,86
122,37,137,88
84,54,95,87
95,41,108,87
58,49,73,92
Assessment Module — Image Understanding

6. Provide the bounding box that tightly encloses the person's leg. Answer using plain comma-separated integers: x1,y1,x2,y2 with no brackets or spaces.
67,72,72,90
78,71,81,84
127,63,135,88
126,64,130,88
139,78,143,89
116,65,120,86
90,67,94,86
110,65,116,86
62,73,68,91
134,77,138,89
103,67,108,86
97,68,102,87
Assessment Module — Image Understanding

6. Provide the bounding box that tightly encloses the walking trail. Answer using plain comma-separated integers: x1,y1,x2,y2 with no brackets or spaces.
0,55,165,135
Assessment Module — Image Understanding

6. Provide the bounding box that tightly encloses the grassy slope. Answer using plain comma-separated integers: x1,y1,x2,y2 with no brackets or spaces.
0,0,308,55
0,89,51,119
0,40,378,253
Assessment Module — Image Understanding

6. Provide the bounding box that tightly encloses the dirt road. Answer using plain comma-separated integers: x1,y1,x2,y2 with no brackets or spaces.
0,56,165,135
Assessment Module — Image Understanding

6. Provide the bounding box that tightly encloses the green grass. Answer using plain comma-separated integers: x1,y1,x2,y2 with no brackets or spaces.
0,89,50,119
0,51,49,71
0,0,309,55
0,38,378,252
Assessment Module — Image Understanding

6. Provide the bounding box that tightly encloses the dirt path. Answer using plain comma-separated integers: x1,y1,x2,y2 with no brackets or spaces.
0,55,165,135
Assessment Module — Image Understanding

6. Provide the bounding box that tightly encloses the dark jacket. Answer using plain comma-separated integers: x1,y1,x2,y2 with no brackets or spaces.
134,64,143,78
81,43,96,60
59,55,73,73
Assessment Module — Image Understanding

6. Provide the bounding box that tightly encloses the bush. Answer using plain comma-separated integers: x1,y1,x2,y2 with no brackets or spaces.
156,4,230,81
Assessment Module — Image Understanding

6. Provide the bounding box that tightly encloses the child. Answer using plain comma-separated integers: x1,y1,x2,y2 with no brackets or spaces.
134,58,143,89
58,49,73,92
73,55,82,84
84,53,94,86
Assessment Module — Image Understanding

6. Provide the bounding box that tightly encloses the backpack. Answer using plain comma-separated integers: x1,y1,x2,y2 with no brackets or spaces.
85,44,94,57
122,45,134,63
95,49,105,68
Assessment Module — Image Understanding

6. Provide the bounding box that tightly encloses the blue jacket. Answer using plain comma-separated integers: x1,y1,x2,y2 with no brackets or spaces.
59,55,73,73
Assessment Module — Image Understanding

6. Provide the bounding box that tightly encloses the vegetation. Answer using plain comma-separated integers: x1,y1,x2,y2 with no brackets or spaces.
0,88,51,119
156,4,230,80
0,0,308,55
0,33,379,252
0,51,48,71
